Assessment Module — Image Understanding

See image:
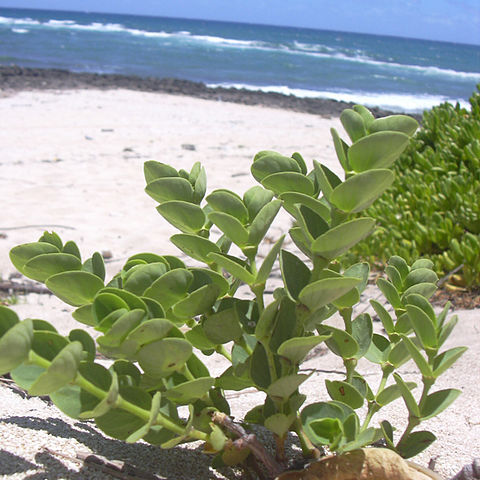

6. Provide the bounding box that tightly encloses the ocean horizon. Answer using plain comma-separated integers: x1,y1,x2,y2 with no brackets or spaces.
1,7,479,113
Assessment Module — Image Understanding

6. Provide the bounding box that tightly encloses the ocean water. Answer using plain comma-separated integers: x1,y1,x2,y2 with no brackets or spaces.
1,7,479,112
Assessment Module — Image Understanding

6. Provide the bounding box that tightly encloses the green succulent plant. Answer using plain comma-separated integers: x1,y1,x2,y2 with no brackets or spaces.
346,86,480,291
0,105,466,479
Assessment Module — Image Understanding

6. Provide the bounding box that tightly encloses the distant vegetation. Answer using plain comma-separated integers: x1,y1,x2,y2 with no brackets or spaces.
346,87,480,290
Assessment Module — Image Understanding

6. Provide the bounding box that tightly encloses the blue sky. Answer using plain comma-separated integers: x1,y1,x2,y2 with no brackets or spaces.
1,0,479,45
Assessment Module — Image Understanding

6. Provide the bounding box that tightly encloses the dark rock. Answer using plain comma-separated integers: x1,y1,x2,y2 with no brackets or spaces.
0,66,422,122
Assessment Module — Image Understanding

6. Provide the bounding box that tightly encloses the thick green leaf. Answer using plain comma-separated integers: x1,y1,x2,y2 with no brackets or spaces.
295,204,329,240
376,381,416,407
340,108,367,142
330,128,350,171
165,377,215,404
97,309,145,348
206,189,249,224
267,374,309,401
256,235,285,285
124,319,176,353
393,373,420,417
46,271,104,306
369,115,419,136
255,299,280,342
29,341,83,395
137,338,192,378
299,277,361,313
301,401,347,444
189,268,229,297
72,305,96,329
264,413,295,438
330,169,394,213
279,192,330,221
248,199,282,246
143,269,193,310
0,306,19,334
277,335,330,365
325,380,364,409
291,152,308,174
9,242,60,275
280,250,311,300
261,172,314,196
69,329,96,362
388,256,410,281
341,427,379,452
173,284,221,318
404,268,438,288
348,131,410,172
23,253,82,283
365,333,391,364
93,293,129,323
185,325,216,350
400,335,433,377
377,278,402,309
397,431,436,459
91,252,106,281
353,105,375,129
433,346,467,378
144,160,178,183
309,418,343,446
243,186,275,222
312,161,341,200
388,339,411,367
0,319,33,375
171,234,220,264
123,262,168,296
250,342,271,388
39,231,63,250
145,177,194,203
404,294,437,325
209,211,249,247
351,314,373,359
157,201,205,234
62,240,82,261
406,304,437,349
421,388,461,420
370,300,395,335
251,152,301,182
203,308,243,344
288,226,312,258
319,325,359,358
208,252,255,284
311,218,375,260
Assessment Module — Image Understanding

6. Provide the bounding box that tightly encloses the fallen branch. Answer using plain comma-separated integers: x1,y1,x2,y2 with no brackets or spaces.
44,447,164,480
0,280,51,295
211,411,283,479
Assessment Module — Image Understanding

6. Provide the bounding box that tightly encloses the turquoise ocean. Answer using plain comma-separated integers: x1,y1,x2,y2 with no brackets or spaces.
1,7,479,112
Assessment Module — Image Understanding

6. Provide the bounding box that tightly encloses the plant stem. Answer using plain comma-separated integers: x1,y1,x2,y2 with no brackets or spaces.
292,417,321,459
28,351,209,441
216,345,232,362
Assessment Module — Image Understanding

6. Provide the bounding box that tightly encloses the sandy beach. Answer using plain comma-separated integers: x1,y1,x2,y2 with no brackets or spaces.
0,87,478,480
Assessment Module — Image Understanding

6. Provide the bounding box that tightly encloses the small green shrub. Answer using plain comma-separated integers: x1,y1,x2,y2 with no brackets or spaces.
0,106,466,478
346,87,480,290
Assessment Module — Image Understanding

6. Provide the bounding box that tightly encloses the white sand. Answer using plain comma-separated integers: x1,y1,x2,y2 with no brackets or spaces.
0,89,478,479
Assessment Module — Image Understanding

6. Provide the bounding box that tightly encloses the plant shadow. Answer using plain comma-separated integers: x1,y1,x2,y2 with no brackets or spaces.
2,415,242,479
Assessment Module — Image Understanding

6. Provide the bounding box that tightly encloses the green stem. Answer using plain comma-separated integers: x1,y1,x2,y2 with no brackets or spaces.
216,345,232,362
292,417,321,459
28,351,209,441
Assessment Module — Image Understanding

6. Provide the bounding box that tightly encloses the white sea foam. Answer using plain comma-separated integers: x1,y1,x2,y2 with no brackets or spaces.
11,28,28,34
207,82,470,113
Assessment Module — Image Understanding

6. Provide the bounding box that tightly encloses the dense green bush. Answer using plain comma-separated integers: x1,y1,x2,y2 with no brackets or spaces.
346,87,480,290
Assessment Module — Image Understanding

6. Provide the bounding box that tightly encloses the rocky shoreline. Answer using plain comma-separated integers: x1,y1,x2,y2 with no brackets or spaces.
0,65,421,120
